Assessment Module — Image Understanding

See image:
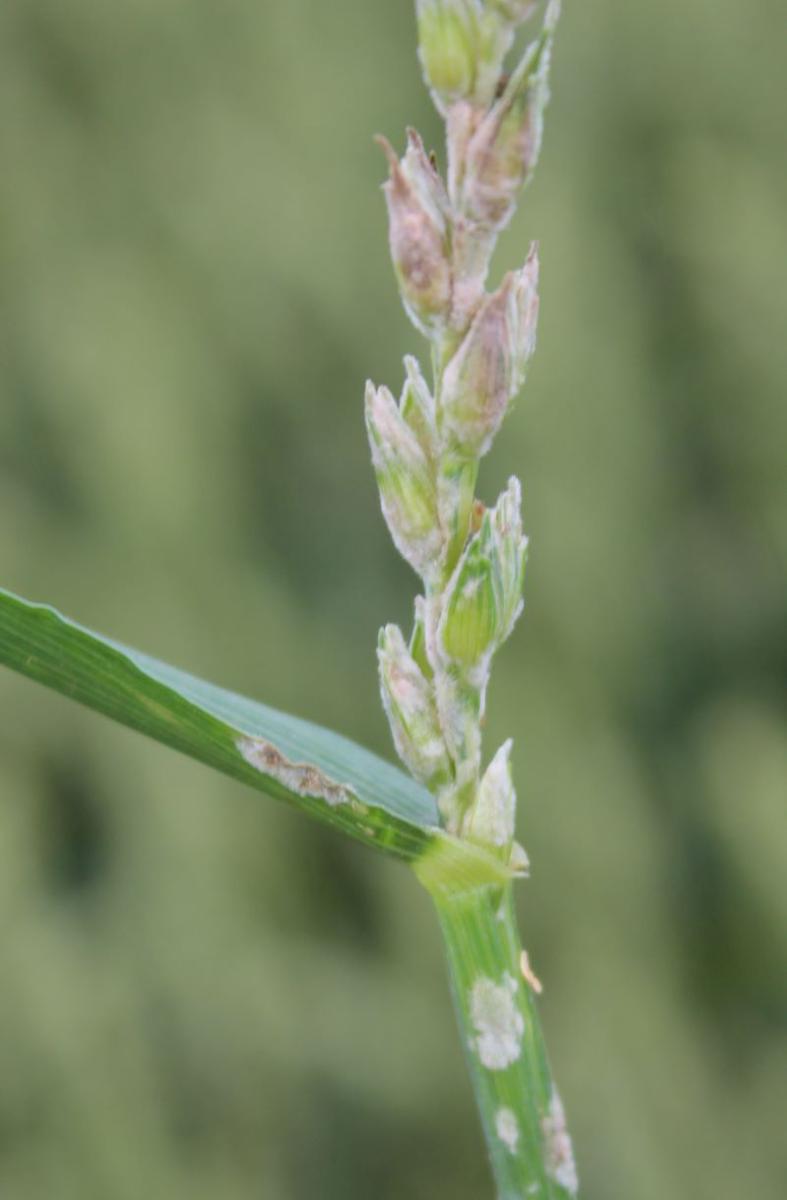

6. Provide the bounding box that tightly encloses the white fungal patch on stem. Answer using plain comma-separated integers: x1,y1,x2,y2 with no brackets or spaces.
237,736,353,808
469,974,525,1069
542,1087,578,1195
495,1106,520,1154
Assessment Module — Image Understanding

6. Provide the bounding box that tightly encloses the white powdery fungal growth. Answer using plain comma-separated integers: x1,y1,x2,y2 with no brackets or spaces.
469,973,525,1069
466,738,517,846
542,1088,579,1195
377,623,452,791
440,251,540,459
365,381,442,579
495,1106,520,1154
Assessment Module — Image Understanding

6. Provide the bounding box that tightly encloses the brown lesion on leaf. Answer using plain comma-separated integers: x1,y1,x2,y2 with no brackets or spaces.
236,735,357,809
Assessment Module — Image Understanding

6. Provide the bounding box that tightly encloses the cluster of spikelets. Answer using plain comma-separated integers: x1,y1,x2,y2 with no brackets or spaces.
366,0,559,865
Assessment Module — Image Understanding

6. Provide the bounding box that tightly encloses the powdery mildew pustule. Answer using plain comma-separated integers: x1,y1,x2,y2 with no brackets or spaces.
542,1087,579,1196
469,973,525,1069
237,736,353,808
495,1106,520,1154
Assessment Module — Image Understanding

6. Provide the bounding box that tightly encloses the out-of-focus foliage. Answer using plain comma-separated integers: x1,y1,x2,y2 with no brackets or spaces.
0,1,784,1197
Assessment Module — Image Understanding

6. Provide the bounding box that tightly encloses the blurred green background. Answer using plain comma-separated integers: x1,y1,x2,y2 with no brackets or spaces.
1,1,785,1197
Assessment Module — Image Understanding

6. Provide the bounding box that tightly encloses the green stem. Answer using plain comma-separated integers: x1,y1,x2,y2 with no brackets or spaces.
423,877,578,1199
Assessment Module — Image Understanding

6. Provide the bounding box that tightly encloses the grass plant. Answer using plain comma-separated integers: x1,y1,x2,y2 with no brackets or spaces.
0,4,576,1195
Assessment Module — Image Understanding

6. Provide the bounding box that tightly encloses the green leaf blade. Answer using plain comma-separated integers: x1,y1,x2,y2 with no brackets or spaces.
0,587,439,861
